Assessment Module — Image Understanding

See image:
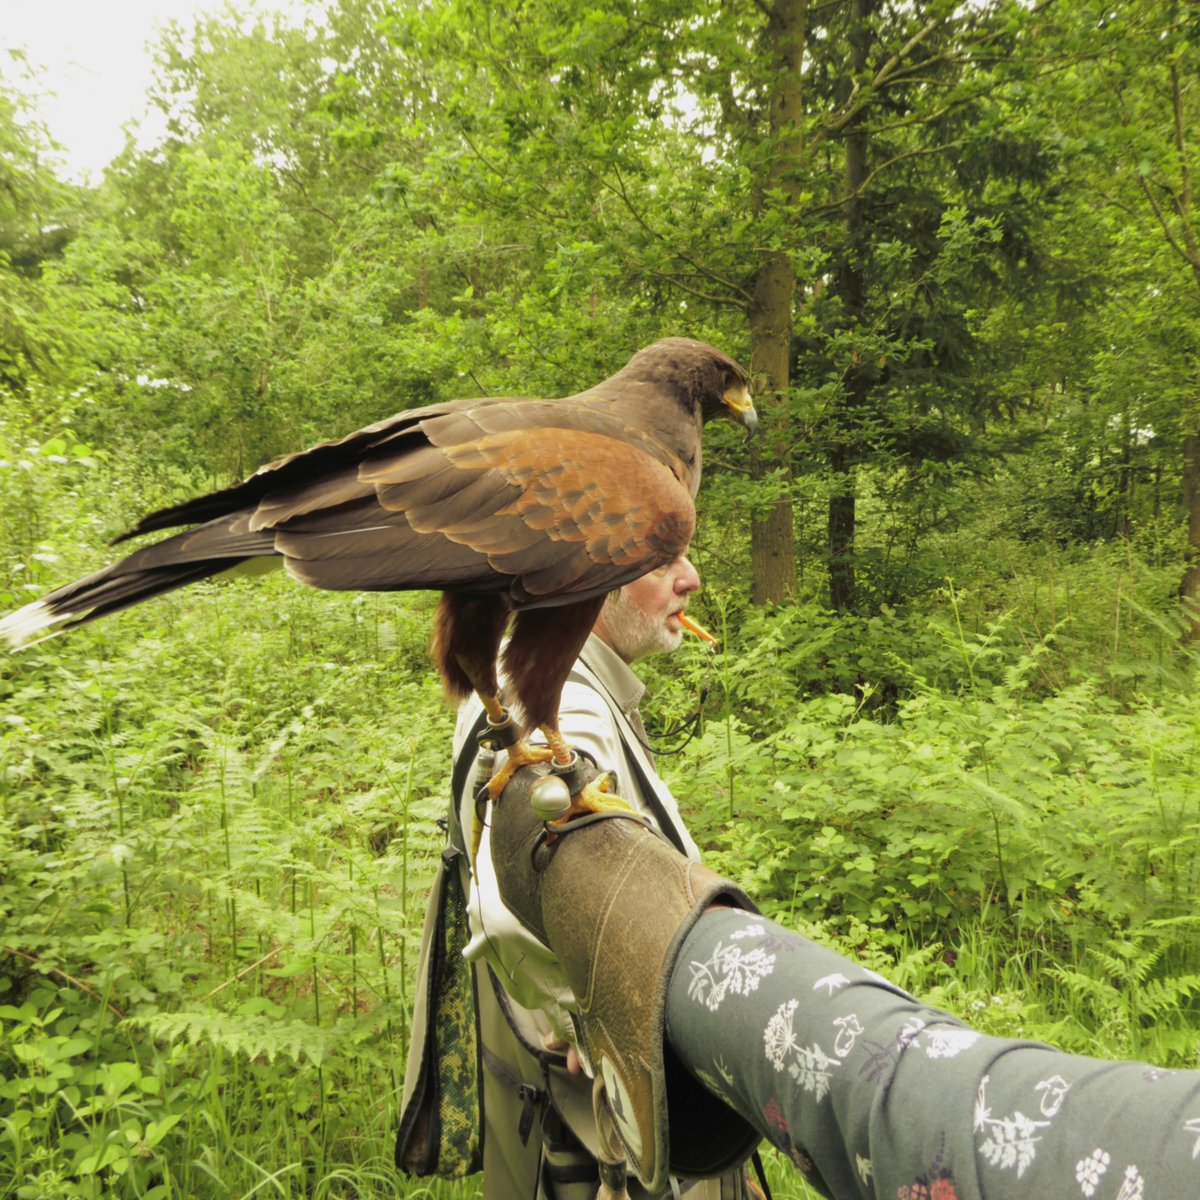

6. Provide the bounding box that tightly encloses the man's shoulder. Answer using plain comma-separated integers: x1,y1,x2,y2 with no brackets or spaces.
578,634,645,712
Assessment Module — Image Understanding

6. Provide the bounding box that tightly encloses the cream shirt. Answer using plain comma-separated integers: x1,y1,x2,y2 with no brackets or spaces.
458,632,701,1043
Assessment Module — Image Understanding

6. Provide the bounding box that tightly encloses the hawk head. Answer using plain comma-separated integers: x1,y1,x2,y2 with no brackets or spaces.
621,337,757,438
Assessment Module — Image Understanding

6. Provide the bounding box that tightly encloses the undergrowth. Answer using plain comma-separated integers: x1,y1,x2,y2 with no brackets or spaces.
655,583,1200,1071
3,421,1200,1197
1,573,459,1198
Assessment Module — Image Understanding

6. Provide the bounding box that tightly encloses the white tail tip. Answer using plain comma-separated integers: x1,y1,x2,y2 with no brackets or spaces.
0,600,63,649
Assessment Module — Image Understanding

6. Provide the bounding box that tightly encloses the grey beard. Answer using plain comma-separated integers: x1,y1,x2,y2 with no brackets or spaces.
601,590,683,663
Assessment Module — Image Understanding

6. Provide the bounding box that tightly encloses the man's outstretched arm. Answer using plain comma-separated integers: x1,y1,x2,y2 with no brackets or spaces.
668,907,1200,1199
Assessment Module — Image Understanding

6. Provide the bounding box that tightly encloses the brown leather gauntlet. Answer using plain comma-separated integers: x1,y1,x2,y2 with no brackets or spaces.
489,766,761,1194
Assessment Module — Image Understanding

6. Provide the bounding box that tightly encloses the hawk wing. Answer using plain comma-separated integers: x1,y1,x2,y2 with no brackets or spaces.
267,402,697,606
1,337,753,648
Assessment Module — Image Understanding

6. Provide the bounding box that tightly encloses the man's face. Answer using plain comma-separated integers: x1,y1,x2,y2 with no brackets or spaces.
595,556,702,663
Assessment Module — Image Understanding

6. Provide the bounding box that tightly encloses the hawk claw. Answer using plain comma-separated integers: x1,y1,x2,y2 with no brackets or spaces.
551,772,637,824
485,736,635,827
486,739,556,801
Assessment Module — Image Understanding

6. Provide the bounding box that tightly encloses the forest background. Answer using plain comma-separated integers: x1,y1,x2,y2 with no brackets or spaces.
3,1,1200,1196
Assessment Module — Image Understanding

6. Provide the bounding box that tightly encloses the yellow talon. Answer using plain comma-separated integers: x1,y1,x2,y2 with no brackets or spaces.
551,773,637,825
486,741,556,802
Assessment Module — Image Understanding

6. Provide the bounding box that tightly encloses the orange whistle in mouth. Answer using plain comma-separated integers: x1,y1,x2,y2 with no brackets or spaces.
677,612,718,645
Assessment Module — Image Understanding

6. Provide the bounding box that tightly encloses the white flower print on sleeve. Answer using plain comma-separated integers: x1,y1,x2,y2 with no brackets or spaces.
855,1153,873,1184
1075,1149,1110,1197
833,1014,863,1059
1186,1115,1200,1160
1035,1074,1071,1118
765,999,800,1069
979,1111,1047,1179
694,1066,729,1100
896,1016,980,1060
814,972,850,995
1115,1165,1144,1200
922,1027,981,1060
788,1042,841,1101
973,1074,1049,1179
764,998,841,1101
973,1074,992,1132
685,928,776,1011
730,923,767,941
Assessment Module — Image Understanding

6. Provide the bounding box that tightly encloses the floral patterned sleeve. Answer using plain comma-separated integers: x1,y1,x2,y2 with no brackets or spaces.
665,909,1200,1200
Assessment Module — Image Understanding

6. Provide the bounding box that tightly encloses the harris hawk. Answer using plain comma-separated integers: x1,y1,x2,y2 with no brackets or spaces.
0,338,755,811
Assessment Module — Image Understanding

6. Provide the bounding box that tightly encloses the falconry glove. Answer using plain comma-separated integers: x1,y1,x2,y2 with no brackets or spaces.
490,764,762,1195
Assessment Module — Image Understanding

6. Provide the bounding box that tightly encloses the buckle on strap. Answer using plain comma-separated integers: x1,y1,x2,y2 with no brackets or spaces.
517,1083,540,1146
482,1045,546,1147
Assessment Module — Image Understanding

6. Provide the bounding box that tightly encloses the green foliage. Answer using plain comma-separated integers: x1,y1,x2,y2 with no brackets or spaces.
1,479,462,1195
0,58,87,394
0,391,112,610
6,0,1200,1191
657,590,1200,1069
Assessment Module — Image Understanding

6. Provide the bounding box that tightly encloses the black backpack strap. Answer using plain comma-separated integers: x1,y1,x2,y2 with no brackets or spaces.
446,708,493,861
750,1148,773,1200
570,656,690,856
616,739,688,855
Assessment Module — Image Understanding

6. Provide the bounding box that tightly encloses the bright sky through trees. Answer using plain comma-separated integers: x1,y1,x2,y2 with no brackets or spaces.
1,1,311,180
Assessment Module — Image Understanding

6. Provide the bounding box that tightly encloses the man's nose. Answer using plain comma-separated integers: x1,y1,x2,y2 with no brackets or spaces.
674,556,701,594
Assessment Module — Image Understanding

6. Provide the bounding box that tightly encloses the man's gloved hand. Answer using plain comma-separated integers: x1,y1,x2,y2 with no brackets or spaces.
490,764,761,1194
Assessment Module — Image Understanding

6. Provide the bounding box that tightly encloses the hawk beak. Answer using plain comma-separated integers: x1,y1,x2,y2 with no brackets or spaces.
723,385,758,440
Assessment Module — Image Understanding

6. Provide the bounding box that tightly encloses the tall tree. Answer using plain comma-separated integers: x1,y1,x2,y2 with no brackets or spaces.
44,2,476,473
0,59,80,392
745,0,805,604
388,0,1056,608
1043,0,1200,631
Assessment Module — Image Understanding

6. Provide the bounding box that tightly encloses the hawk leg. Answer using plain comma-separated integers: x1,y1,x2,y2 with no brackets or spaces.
468,701,636,865
478,706,634,816
463,691,554,801
484,740,555,801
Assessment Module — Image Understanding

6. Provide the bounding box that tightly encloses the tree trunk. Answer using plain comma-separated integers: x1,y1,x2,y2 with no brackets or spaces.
750,250,798,605
827,0,872,614
746,0,807,605
1180,425,1200,638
